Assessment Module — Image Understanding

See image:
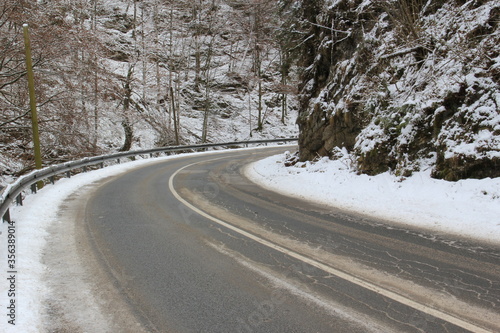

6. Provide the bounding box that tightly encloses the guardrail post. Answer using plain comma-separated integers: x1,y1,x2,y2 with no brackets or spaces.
30,183,37,194
16,194,23,206
49,176,55,185
3,209,11,223
117,158,121,164
66,171,71,178
83,166,87,172
100,162,104,169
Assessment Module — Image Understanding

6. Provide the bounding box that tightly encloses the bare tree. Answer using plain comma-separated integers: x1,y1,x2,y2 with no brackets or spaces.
119,64,134,152
1,0,107,172
239,0,280,132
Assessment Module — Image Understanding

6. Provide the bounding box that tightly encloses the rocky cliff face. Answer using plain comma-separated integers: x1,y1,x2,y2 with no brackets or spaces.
285,0,499,180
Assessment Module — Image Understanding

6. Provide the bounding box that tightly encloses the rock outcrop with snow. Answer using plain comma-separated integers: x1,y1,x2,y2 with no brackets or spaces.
285,0,499,180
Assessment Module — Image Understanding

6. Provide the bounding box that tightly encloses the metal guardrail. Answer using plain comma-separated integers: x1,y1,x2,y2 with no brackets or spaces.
0,138,298,222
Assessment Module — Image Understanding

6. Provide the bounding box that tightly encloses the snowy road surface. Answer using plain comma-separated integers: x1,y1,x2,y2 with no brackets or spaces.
1,146,499,332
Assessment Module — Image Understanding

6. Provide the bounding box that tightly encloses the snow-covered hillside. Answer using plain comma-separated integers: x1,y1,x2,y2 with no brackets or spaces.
0,0,298,187
284,0,499,181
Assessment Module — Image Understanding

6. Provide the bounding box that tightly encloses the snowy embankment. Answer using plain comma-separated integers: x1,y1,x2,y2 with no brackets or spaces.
246,150,500,245
0,147,288,332
1,147,499,332
0,155,182,333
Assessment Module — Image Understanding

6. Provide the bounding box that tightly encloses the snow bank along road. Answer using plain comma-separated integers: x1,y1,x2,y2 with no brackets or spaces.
5,147,500,332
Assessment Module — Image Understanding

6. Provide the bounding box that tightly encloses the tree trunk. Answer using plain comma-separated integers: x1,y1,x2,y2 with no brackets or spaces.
120,66,134,152
280,48,288,125
170,86,179,145
120,119,133,152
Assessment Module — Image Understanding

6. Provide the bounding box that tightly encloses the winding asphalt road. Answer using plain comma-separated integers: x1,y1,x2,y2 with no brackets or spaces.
84,147,500,333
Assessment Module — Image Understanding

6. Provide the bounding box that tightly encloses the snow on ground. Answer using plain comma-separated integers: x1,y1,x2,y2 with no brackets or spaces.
0,152,204,332
2,146,499,332
246,149,500,245
0,146,288,332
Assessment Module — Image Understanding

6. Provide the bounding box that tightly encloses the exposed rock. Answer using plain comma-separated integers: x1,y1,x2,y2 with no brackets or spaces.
285,0,500,180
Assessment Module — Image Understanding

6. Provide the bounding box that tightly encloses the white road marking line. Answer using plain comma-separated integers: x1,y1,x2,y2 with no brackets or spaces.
169,158,492,333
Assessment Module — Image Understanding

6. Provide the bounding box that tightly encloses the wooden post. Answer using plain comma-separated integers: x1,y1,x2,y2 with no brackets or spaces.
23,24,43,189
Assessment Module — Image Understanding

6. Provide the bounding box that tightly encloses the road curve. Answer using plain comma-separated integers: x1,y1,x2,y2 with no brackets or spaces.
84,147,500,333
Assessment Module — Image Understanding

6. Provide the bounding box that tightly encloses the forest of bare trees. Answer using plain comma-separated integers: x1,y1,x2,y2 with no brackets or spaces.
0,0,298,183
